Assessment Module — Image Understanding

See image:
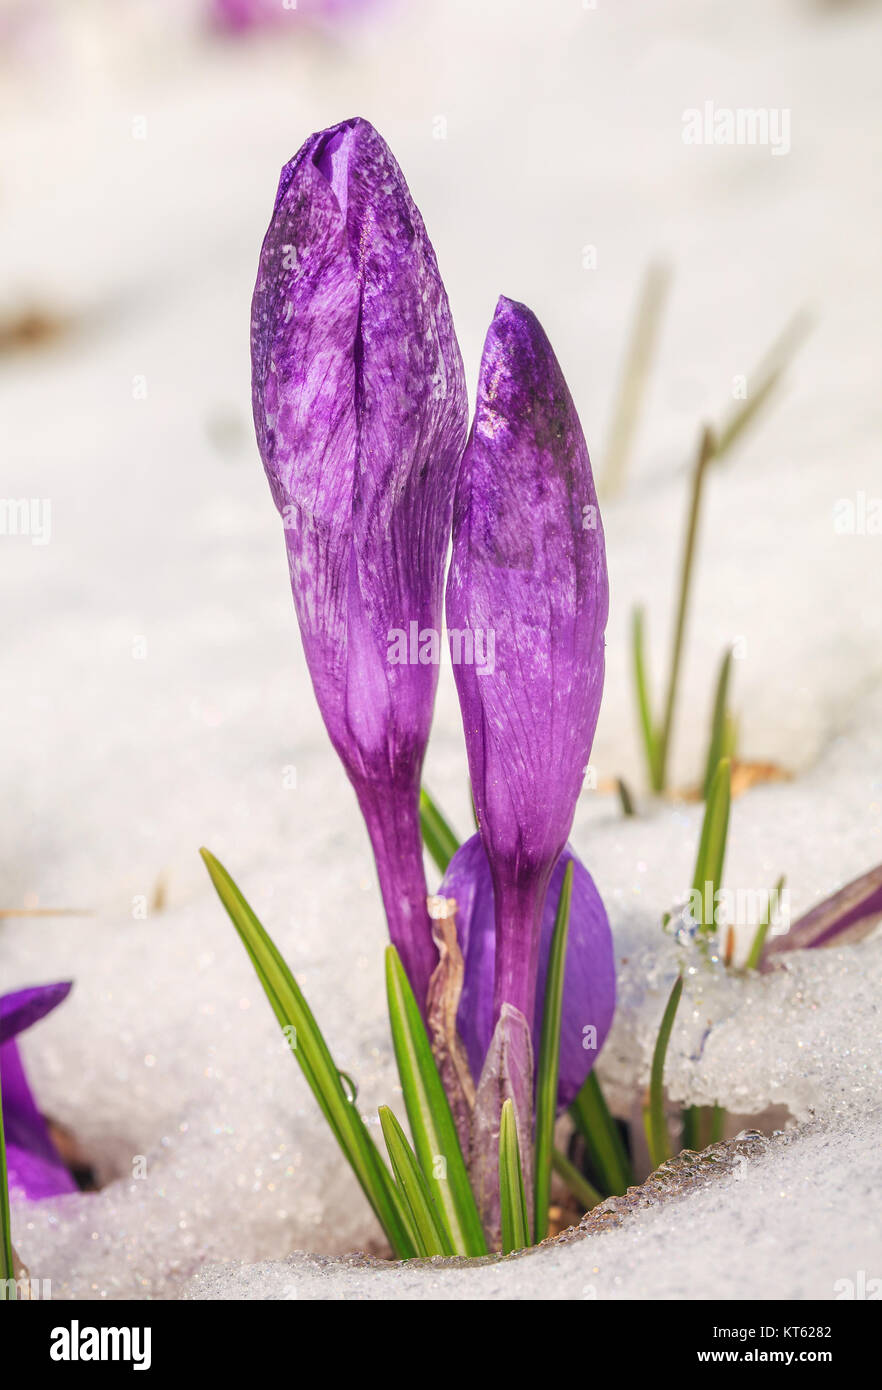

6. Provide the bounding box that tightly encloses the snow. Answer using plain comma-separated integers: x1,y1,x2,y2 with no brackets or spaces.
2,0,881,1300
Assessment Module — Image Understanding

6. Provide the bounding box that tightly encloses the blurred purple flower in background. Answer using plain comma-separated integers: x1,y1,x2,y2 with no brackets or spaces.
1,983,75,1200
251,118,468,1010
210,0,374,35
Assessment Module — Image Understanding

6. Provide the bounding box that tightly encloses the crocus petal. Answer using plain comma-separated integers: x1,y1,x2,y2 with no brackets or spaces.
761,862,882,969
1,1039,76,1199
446,296,608,1026
251,118,468,1007
1,983,75,1200
0,981,72,1047
441,834,616,1109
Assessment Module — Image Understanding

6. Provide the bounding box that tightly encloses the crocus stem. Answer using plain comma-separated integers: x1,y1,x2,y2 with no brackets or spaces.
492,877,546,1026
654,424,716,792
358,785,437,1014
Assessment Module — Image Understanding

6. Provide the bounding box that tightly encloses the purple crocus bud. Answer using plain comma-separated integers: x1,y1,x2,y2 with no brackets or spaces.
1,983,76,1200
446,296,608,1031
761,862,882,970
441,835,615,1109
251,119,468,1009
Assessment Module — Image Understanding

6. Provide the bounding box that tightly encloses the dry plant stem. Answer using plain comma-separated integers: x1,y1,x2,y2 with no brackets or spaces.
654,424,716,792
600,260,672,499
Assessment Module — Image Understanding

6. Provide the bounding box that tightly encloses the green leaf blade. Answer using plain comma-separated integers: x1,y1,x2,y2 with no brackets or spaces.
632,606,662,792
200,848,414,1259
702,648,734,802
385,945,487,1257
570,1070,634,1197
646,974,684,1171
691,757,732,931
499,1099,530,1255
379,1107,453,1258
533,860,574,1243
551,1146,603,1214
419,789,461,876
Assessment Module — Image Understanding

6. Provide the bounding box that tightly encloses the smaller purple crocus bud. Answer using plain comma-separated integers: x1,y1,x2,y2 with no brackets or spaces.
446,296,609,1033
441,835,615,1109
1,983,76,1200
761,862,882,969
251,119,469,1010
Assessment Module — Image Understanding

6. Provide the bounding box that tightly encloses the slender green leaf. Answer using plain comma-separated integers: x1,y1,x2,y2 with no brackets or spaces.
600,260,672,498
682,1103,727,1151
715,310,812,461
200,848,414,1259
616,777,635,818
691,758,732,932
655,425,717,793
709,1103,726,1144
745,874,786,970
702,648,734,801
570,1071,634,1197
499,1098,530,1255
419,789,460,877
379,1107,452,1258
385,946,487,1256
646,974,684,1170
632,606,661,791
534,861,573,1243
681,1104,701,1152
0,1070,14,1282
551,1147,603,1214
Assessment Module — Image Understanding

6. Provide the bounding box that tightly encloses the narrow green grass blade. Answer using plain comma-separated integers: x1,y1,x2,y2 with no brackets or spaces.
655,425,717,794
419,788,461,876
715,310,812,461
745,875,786,970
616,777,635,818
385,945,487,1256
0,1070,14,1281
600,260,672,498
645,974,683,1171
499,1098,530,1255
691,758,732,932
200,848,414,1259
534,861,573,1243
709,1103,726,1144
379,1107,453,1258
632,606,661,791
702,648,734,801
681,1104,701,1151
551,1147,603,1214
570,1071,634,1196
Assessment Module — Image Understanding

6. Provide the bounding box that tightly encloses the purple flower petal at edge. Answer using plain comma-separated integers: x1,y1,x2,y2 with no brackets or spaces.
1,983,76,1200
761,862,882,970
1,1041,76,1199
442,836,616,1110
0,981,72,1047
251,118,469,1010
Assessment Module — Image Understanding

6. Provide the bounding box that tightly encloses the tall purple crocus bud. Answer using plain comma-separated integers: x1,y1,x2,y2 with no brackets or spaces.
446,296,609,1033
251,119,468,1009
1,983,76,1200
